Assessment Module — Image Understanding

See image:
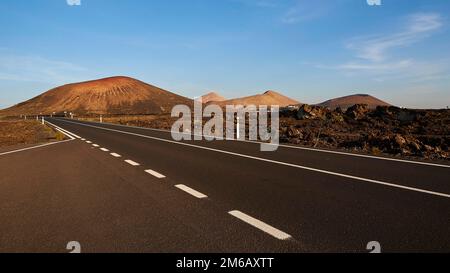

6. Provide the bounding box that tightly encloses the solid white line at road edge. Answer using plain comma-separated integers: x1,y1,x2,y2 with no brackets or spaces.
145,169,166,179
54,119,450,199
125,159,140,166
175,184,208,199
44,121,75,140
53,127,75,140
229,210,292,240
0,140,73,156
45,121,81,139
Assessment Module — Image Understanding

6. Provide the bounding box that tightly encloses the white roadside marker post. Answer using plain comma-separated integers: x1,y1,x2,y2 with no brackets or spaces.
42,116,44,125
100,115,103,123
236,116,240,139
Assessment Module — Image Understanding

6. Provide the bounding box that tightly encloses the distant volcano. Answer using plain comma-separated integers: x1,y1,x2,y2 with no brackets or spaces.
0,76,192,116
209,90,300,107
317,94,392,110
201,92,226,103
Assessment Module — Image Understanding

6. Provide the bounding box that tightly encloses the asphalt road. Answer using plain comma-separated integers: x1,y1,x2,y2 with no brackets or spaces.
0,117,449,253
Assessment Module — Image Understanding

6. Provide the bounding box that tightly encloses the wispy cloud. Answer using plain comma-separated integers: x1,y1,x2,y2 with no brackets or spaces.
318,12,449,84
282,6,305,24
335,59,414,71
347,13,443,62
66,0,81,6
230,0,279,8
0,52,89,85
252,0,278,8
231,0,332,24
281,0,335,24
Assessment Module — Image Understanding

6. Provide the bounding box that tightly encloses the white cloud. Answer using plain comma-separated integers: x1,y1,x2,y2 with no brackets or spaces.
230,0,278,8
282,7,304,24
335,59,413,71
0,53,89,85
252,0,278,8
322,58,450,84
231,0,332,24
281,0,335,24
67,0,81,6
347,13,443,62
317,12,450,85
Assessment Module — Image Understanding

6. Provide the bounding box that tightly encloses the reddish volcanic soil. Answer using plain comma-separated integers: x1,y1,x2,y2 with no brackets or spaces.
210,90,300,107
201,92,226,103
0,76,193,116
317,94,391,110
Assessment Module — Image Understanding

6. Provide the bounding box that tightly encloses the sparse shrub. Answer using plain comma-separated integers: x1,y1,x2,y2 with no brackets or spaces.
55,131,65,141
371,147,381,156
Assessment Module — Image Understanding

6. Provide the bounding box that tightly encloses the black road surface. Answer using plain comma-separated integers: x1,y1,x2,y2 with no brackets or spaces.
0,117,449,253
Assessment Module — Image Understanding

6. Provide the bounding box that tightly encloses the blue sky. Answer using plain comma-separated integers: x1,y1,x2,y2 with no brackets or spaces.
0,0,449,108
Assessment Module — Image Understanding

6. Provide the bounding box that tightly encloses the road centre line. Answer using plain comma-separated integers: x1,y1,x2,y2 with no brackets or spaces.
145,169,166,179
125,159,140,166
175,184,208,199
66,118,450,168
229,210,292,240
54,119,450,199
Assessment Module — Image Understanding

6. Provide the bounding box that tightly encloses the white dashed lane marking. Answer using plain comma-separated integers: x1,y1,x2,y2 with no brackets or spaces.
56,119,450,199
124,159,140,166
145,169,166,179
48,121,296,242
175,184,208,199
228,210,292,240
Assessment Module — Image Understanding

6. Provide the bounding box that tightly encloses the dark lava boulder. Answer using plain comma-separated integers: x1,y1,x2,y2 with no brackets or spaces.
296,104,327,120
345,104,369,120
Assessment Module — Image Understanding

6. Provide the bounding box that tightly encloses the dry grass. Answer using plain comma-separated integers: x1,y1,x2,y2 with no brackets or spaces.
371,147,382,156
79,115,160,124
0,120,63,148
